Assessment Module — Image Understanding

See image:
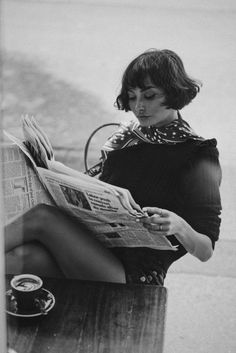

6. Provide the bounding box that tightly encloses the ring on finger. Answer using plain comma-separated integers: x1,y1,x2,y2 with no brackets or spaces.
159,224,163,231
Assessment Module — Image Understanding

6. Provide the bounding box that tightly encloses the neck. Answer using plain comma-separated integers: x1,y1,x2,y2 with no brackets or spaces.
153,110,178,128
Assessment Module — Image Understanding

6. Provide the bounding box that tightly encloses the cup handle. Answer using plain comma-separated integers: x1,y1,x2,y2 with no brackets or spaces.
7,348,18,353
9,292,16,302
35,298,48,315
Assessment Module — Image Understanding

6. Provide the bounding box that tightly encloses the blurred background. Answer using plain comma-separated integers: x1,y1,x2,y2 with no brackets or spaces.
1,1,236,352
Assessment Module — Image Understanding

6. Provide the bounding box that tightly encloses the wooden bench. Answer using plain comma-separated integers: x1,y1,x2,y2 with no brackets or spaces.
6,276,167,353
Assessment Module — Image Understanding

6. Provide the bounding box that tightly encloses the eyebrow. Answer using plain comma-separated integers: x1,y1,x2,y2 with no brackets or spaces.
128,85,156,93
141,85,156,91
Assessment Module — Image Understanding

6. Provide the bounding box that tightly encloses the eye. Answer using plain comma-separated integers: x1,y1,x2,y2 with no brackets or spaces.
144,93,156,100
128,94,136,101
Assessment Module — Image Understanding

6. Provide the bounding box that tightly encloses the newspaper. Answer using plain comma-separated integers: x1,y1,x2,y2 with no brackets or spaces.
2,115,177,251
1,143,54,225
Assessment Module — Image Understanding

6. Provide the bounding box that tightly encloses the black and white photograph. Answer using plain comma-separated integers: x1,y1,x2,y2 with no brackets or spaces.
1,1,236,352
60,185,92,210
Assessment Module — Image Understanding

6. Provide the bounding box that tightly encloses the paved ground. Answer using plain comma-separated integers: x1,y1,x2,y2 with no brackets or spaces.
164,240,236,353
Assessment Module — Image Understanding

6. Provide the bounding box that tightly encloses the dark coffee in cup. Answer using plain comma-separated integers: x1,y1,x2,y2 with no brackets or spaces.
10,274,43,312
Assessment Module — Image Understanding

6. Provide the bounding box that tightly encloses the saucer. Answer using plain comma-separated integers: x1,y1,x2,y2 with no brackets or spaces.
6,288,55,317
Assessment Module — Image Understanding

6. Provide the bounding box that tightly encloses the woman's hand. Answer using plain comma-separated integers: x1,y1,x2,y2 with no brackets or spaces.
137,207,184,236
137,206,213,262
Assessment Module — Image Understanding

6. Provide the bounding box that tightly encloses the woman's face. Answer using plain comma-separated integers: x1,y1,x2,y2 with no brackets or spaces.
127,77,177,127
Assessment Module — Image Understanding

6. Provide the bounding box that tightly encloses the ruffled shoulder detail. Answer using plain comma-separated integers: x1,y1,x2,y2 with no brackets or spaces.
193,138,217,148
184,138,220,171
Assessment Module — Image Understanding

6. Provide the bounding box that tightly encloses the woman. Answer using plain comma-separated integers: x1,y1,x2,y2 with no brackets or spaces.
5,49,222,285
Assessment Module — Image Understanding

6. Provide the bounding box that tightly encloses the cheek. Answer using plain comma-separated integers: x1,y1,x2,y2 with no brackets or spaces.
128,101,136,112
148,102,160,113
151,100,165,112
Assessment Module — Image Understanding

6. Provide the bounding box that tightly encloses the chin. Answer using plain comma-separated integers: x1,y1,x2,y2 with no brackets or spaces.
138,119,151,127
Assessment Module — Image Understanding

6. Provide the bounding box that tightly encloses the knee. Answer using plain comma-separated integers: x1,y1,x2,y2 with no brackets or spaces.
6,243,41,268
21,242,64,277
6,243,38,274
5,246,25,274
6,242,61,277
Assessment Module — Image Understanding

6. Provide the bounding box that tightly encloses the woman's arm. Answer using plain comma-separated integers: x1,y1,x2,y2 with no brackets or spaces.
173,215,213,261
138,153,222,262
138,207,213,261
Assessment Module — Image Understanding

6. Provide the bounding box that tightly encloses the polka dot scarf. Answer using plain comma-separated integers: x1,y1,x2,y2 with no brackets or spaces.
87,112,204,176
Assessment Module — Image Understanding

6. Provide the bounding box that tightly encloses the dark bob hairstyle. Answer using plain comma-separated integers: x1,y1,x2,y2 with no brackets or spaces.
115,49,202,111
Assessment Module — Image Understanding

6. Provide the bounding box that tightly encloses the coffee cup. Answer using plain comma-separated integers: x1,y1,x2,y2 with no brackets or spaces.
10,274,43,312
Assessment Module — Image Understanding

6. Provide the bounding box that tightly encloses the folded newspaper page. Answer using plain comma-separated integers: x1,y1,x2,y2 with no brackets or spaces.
2,115,178,251
1,143,54,225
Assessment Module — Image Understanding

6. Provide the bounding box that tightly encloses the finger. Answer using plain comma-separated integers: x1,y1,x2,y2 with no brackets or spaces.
140,215,169,225
149,214,170,224
143,223,169,232
143,226,168,236
142,207,169,217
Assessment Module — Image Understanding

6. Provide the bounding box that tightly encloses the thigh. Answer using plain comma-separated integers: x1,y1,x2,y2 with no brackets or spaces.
5,204,126,283
41,210,127,283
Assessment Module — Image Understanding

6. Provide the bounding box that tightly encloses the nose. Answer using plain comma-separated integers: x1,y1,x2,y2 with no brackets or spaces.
135,99,145,115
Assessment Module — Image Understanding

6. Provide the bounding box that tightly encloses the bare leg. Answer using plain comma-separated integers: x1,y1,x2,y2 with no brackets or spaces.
6,242,64,278
5,205,126,283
